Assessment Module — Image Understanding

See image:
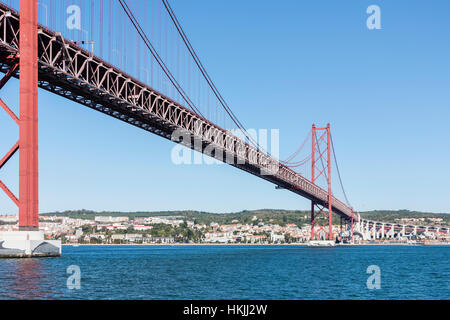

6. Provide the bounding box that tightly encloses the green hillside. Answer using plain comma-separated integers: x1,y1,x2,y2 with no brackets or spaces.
42,209,450,227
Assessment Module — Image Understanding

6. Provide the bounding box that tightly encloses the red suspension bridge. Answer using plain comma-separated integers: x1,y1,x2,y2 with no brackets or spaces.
0,0,360,242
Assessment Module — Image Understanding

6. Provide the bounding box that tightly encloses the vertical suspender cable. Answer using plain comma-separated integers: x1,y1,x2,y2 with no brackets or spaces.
330,133,351,207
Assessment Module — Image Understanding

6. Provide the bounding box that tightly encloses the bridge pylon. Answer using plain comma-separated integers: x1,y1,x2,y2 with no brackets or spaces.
0,0,39,230
310,124,333,241
0,0,61,258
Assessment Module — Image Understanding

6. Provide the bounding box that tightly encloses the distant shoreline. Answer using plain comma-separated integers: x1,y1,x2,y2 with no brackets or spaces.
62,243,305,247
62,242,450,247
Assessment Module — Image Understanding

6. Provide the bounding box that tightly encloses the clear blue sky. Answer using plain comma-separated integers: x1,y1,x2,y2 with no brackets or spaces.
0,0,449,214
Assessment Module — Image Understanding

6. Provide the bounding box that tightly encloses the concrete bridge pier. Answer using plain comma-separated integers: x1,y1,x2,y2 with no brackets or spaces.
376,224,382,239
389,225,395,238
371,223,376,239
355,220,361,234
0,231,61,258
357,220,369,240
366,221,371,239
359,220,364,233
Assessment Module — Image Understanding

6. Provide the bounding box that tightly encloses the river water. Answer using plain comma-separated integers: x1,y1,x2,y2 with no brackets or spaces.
0,245,448,300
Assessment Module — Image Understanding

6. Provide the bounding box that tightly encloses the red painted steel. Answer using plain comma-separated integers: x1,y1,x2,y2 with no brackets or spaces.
0,98,20,125
0,141,19,170
0,3,359,225
0,62,18,90
0,83,19,209
310,123,333,241
19,0,39,230
0,180,19,207
0,56,19,211
327,124,332,240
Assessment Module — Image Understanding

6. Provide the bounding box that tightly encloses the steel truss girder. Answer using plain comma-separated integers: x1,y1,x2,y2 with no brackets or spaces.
0,3,358,221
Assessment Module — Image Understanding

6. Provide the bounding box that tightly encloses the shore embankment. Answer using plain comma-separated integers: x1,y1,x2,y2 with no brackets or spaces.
62,242,450,247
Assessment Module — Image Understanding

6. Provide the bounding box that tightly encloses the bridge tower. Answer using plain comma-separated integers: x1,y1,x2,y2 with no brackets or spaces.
0,0,39,230
0,0,60,257
310,124,333,240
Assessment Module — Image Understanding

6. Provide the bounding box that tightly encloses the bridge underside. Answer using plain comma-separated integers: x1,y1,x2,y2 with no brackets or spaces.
0,3,358,222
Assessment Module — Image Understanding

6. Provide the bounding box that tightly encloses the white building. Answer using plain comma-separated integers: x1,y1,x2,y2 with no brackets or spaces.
95,216,129,223
270,233,285,243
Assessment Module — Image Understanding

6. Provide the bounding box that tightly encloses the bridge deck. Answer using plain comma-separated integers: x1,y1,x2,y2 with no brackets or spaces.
0,4,358,222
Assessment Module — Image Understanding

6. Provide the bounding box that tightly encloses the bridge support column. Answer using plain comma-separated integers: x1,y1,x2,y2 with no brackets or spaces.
310,124,333,241
0,1,39,224
18,0,39,231
310,201,315,240
0,1,61,258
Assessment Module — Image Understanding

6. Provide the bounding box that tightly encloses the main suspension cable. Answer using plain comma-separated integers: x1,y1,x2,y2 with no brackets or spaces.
118,0,205,118
161,0,264,151
281,129,312,165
